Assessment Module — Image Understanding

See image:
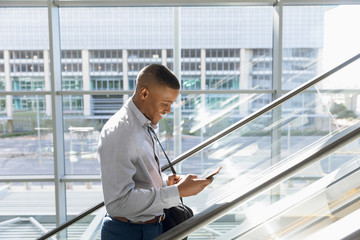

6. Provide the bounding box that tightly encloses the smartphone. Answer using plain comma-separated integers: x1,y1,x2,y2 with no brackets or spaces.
205,166,222,179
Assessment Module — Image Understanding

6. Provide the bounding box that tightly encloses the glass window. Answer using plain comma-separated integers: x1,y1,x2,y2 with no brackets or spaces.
63,95,83,112
12,77,44,91
282,7,325,90
0,51,4,75
0,77,5,91
62,76,83,90
58,6,274,162
3,6,359,238
1,93,53,170
0,181,56,238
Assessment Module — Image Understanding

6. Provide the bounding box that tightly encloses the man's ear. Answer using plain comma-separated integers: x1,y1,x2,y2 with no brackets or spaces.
139,87,149,100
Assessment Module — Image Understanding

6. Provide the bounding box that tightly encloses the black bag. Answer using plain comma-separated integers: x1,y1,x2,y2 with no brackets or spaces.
162,203,194,232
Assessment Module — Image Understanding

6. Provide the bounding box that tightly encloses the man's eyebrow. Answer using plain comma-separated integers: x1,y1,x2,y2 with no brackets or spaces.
162,100,175,104
162,98,175,102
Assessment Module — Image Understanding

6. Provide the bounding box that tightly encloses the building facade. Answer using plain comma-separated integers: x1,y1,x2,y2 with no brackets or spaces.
0,7,324,132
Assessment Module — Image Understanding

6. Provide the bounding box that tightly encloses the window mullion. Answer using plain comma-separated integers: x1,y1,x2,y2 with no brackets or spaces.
47,0,67,231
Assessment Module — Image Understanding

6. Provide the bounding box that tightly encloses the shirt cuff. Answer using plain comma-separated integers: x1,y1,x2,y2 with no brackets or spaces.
162,185,180,208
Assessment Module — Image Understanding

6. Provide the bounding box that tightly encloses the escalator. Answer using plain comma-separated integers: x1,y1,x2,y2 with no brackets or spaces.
38,52,360,240
158,122,360,240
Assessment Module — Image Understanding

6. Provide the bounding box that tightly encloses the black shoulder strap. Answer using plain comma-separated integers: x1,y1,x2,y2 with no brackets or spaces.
148,126,177,175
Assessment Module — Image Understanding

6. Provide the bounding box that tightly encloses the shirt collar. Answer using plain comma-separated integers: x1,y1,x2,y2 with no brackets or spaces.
128,97,158,129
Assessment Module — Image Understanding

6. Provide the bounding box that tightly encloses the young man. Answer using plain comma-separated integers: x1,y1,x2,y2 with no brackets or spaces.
98,64,213,240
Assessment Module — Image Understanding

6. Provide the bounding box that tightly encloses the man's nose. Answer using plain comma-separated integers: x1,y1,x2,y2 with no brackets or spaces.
165,106,171,113
165,104,173,113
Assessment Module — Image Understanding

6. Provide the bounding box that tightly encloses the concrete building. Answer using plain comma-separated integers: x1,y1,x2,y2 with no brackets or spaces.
0,7,324,132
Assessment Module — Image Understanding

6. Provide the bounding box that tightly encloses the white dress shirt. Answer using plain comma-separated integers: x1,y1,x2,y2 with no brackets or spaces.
98,97,180,222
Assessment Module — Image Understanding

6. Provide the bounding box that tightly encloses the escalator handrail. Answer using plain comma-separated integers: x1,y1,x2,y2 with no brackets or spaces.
156,121,360,240
161,52,360,172
36,202,104,240
38,52,360,239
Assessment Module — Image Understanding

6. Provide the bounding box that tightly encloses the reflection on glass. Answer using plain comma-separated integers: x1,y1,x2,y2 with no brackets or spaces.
181,46,360,240
154,93,271,168
282,6,324,90
216,154,360,240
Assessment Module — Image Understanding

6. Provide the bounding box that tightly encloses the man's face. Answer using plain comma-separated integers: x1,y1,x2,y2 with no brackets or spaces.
143,85,179,125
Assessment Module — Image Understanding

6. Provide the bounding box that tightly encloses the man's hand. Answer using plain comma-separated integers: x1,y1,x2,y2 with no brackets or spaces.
177,174,213,198
167,174,181,186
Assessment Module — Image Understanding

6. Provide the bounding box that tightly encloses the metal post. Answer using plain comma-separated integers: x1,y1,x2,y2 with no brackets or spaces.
271,2,283,203
173,7,182,171
47,1,67,238
200,48,206,172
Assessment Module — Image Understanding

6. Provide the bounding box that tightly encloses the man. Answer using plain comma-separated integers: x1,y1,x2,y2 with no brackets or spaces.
98,64,213,240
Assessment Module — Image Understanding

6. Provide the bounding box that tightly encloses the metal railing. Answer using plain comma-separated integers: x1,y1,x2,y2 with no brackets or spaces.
161,52,360,171
36,202,104,240
156,121,360,239
37,52,360,239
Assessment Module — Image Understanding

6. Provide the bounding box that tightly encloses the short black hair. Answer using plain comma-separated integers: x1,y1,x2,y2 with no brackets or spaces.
137,64,180,90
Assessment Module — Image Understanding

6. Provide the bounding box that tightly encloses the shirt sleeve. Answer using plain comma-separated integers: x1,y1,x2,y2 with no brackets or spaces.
98,124,180,221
